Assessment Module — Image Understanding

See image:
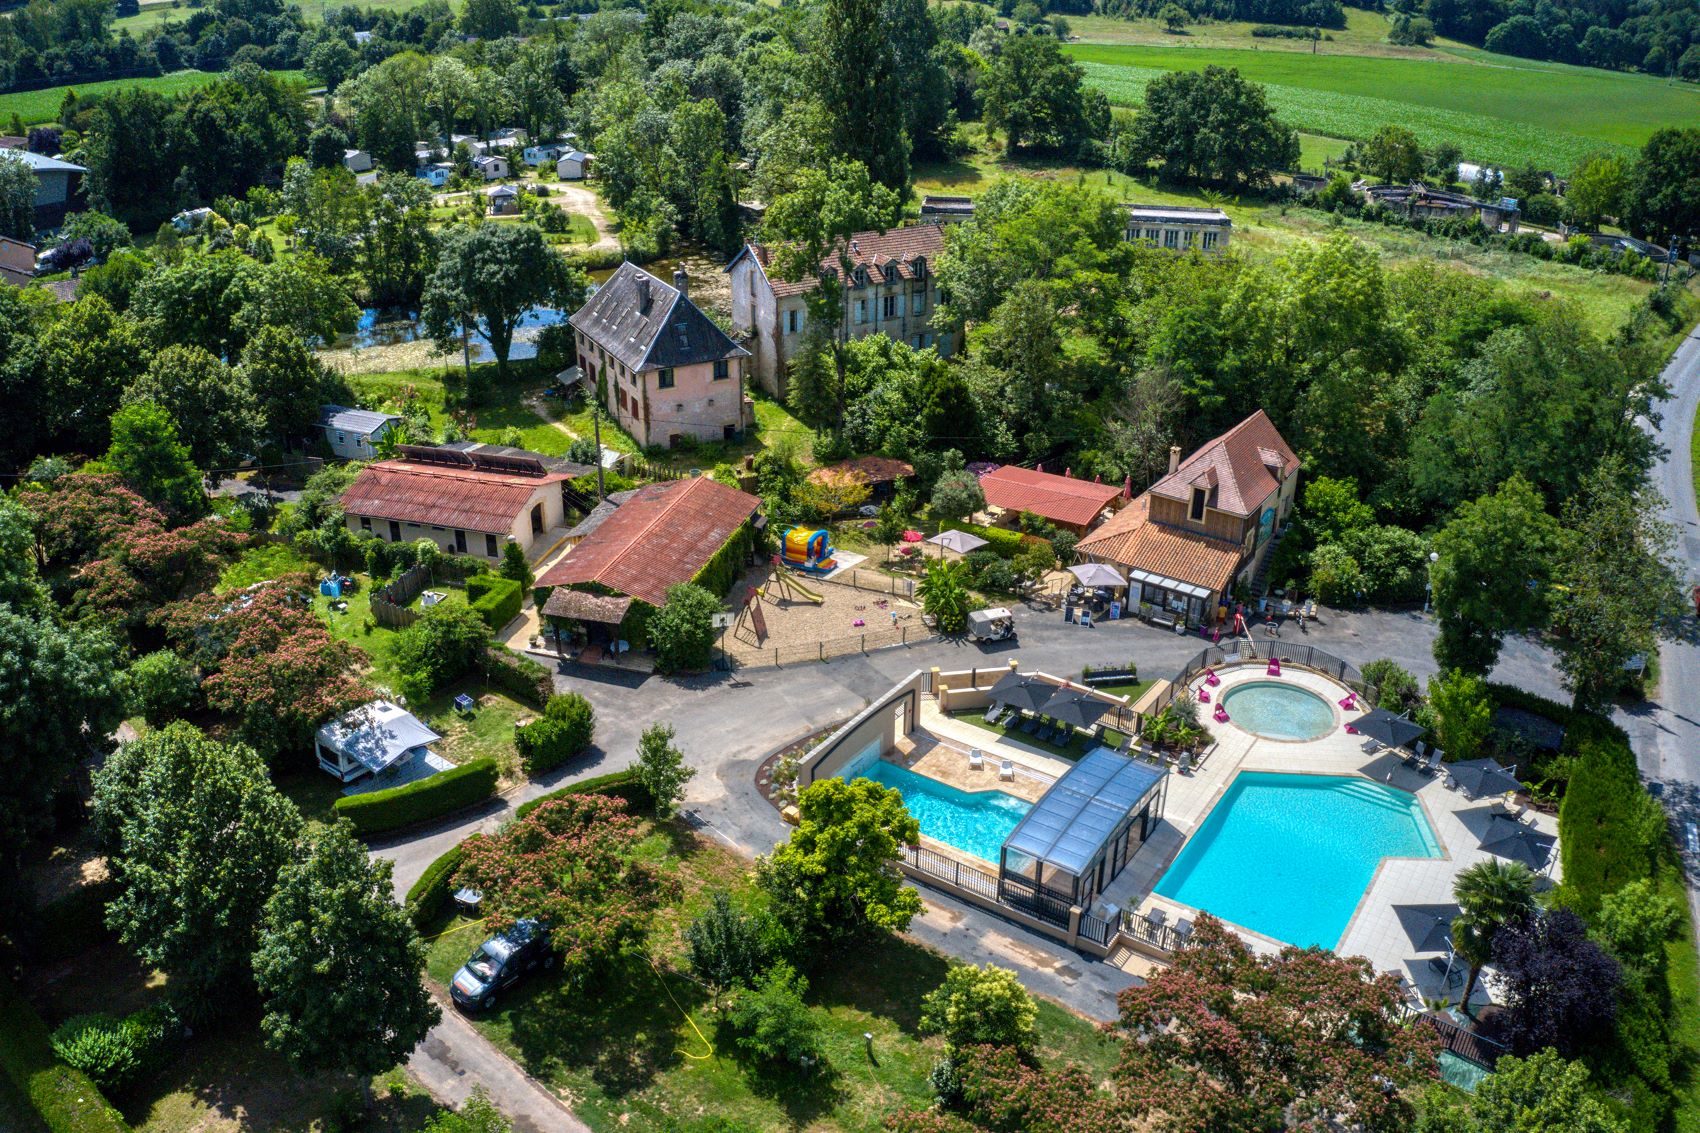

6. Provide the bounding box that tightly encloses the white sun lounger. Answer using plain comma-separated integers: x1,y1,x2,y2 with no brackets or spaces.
968,748,984,770
998,759,1014,781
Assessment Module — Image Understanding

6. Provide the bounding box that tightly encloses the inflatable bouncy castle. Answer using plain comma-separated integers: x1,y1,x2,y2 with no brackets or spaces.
780,527,837,575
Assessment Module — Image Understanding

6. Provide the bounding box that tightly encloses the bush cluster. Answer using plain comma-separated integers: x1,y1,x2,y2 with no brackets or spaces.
49,1006,179,1095
401,843,467,928
331,758,500,835
465,574,523,630
515,693,596,776
0,975,127,1133
513,768,654,820
482,646,552,707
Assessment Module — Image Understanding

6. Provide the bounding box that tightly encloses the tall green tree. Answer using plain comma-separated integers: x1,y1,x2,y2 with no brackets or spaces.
1625,127,1700,241
35,293,152,453
361,174,438,308
1363,124,1423,183
1429,475,1562,675
99,723,303,1002
103,402,208,524
648,582,720,675
813,0,910,193
1472,1049,1626,1133
1549,459,1684,712
0,151,38,240
1564,153,1627,229
253,822,439,1084
757,776,922,951
635,722,695,817
1427,669,1493,761
982,35,1108,155
762,158,903,430
0,608,126,886
1120,65,1298,187
123,345,260,473
422,224,588,378
238,326,340,452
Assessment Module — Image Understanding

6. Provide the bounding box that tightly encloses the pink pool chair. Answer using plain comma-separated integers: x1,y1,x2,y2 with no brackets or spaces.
1338,694,1357,710
1345,723,1359,734
1266,659,1282,677
1212,706,1230,724
1198,688,1211,703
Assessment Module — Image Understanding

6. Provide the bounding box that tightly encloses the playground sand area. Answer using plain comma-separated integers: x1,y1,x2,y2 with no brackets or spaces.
724,564,922,659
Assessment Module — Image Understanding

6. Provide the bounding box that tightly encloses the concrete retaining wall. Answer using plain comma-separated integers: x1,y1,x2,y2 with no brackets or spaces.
800,669,926,785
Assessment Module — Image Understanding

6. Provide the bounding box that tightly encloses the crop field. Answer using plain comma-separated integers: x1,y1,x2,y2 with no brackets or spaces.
1066,43,1700,170
0,69,308,124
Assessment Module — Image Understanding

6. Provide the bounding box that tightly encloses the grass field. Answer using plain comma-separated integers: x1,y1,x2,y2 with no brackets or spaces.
1068,9,1467,59
424,817,1120,1132
1064,41,1700,170
0,69,308,125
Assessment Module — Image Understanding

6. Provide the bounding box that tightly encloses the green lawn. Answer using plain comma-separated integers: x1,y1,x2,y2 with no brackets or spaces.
423,818,1118,1132
0,70,308,125
1089,678,1156,703
1068,9,1465,58
1064,41,1700,169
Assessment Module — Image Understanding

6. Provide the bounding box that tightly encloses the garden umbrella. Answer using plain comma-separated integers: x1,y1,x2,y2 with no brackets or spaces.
988,673,1053,714
1449,758,1524,799
1479,815,1556,870
1069,562,1125,588
928,529,988,556
1040,687,1112,731
1351,708,1426,749
1393,903,1458,953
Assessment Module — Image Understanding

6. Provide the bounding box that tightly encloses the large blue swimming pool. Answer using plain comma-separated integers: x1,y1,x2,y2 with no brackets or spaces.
847,760,1032,863
1155,771,1441,948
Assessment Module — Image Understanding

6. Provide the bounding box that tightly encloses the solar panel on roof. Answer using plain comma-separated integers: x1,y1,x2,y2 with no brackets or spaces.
395,444,475,468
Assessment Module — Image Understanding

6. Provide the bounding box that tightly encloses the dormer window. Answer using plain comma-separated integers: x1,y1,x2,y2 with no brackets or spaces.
913,257,926,279
1190,487,1207,522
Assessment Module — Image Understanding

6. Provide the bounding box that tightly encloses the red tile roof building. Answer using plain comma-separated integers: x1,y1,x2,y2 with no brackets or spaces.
1076,411,1300,625
537,475,760,607
977,465,1124,532
727,224,954,399
340,455,571,562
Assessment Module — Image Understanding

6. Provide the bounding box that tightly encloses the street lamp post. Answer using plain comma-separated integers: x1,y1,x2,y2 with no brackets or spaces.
1424,550,1439,614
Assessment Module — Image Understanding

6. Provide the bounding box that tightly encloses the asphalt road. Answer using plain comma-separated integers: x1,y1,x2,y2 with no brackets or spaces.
1639,320,1700,939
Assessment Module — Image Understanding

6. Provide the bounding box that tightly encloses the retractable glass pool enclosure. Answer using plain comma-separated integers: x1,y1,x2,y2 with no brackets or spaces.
997,748,1167,915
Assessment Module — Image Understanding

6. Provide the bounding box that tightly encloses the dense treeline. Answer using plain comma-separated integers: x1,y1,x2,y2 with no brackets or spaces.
1098,0,1347,30
1421,0,1700,76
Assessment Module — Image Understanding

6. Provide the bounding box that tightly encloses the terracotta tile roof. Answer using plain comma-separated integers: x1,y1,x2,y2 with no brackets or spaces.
1149,410,1297,518
1076,494,1242,594
809,456,914,485
977,466,1122,529
735,225,945,300
537,476,760,606
340,461,567,534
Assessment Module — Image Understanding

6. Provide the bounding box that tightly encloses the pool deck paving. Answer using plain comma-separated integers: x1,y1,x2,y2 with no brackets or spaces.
1100,663,1558,1008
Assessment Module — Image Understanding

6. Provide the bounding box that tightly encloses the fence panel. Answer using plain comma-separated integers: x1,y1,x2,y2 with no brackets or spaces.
816,568,917,599
1117,909,1184,953
1078,912,1113,946
901,844,1000,900
997,875,1074,928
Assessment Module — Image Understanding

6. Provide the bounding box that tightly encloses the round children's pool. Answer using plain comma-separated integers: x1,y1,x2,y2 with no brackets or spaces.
1218,680,1335,741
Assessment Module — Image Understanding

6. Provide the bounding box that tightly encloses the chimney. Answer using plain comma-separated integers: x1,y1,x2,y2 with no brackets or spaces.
1168,445,1181,475
637,276,651,313
672,267,689,298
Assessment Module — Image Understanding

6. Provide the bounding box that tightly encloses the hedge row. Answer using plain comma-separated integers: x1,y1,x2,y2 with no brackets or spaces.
484,645,551,707
466,575,523,630
940,520,1039,560
514,768,654,820
403,843,467,928
515,693,595,775
403,769,654,928
332,758,500,836
1556,716,1662,918
0,976,128,1133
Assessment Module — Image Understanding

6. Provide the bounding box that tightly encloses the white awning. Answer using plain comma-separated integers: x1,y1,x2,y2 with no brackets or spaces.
1126,568,1212,600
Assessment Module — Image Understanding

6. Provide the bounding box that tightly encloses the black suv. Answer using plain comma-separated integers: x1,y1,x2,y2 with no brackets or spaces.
449,919,553,1011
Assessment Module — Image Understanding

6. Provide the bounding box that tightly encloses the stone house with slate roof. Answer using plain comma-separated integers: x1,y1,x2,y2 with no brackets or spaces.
570,262,752,450
726,224,951,397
